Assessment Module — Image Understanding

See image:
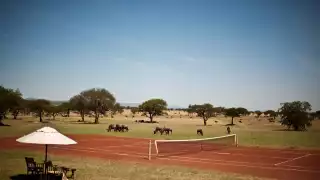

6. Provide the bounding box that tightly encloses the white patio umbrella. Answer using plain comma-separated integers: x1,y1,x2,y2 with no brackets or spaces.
16,126,77,178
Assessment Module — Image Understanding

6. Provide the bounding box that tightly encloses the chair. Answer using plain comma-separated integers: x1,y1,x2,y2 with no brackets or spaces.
45,161,62,175
25,157,44,175
61,166,77,179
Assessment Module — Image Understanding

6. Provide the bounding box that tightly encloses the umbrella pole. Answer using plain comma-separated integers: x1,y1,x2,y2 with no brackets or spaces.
44,145,48,180
45,144,48,162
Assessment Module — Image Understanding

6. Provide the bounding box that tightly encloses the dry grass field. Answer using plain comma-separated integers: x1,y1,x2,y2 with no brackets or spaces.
1,110,320,148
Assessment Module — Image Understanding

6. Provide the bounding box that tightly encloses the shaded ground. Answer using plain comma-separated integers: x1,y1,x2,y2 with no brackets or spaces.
2,134,320,180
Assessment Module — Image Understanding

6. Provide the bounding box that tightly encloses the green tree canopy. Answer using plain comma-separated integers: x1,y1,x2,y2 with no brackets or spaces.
80,88,116,123
131,107,139,115
59,102,72,117
27,99,51,122
213,107,225,115
0,86,23,121
278,101,313,131
111,103,124,116
255,110,262,118
315,110,320,119
264,110,277,119
188,103,215,126
69,94,88,121
236,107,249,116
225,108,240,125
138,99,167,122
46,104,62,120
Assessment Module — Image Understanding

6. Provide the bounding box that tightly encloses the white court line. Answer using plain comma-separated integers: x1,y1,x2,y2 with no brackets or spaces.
158,154,274,166
158,156,320,174
274,154,312,166
52,146,147,158
52,146,302,168
51,146,147,155
222,147,312,155
50,146,320,174
53,142,147,149
279,164,320,170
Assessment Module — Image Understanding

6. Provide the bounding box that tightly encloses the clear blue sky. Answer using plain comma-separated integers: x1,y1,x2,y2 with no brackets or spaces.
1,0,319,111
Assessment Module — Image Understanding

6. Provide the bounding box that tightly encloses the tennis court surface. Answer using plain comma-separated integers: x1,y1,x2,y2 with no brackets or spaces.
2,134,320,180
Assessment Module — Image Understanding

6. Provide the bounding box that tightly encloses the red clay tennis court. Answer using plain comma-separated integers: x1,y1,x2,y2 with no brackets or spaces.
2,134,320,180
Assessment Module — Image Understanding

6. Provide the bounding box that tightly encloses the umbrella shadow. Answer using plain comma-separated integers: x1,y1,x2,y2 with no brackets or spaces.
0,123,10,126
10,174,38,180
10,174,62,180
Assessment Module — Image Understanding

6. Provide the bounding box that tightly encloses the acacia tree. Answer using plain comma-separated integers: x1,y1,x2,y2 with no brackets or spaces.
111,103,123,118
10,99,26,120
59,102,72,117
187,105,194,118
138,99,167,122
188,103,215,126
0,86,24,121
80,88,116,124
225,108,240,125
255,110,262,118
264,110,277,119
236,107,249,116
214,107,225,115
47,105,61,120
27,99,51,122
69,95,87,121
131,107,139,118
278,101,313,131
8,89,23,119
316,111,320,119
0,86,19,121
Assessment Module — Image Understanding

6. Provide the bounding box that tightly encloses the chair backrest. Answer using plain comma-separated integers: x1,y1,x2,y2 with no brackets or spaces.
25,157,36,169
45,160,53,167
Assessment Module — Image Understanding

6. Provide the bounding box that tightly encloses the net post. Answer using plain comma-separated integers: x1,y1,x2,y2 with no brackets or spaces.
154,140,159,155
234,134,238,147
148,140,152,160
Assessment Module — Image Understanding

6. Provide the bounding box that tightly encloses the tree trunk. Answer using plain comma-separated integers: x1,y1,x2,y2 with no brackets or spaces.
52,113,56,120
80,110,85,121
67,109,70,117
149,115,153,122
39,112,43,122
0,112,3,123
231,117,234,125
203,118,207,126
81,113,84,121
94,110,99,124
12,110,19,119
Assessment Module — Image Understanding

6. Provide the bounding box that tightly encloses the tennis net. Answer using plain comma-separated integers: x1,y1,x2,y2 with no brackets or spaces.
154,134,238,156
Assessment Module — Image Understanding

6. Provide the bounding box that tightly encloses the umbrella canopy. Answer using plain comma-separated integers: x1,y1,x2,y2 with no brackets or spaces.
16,126,77,145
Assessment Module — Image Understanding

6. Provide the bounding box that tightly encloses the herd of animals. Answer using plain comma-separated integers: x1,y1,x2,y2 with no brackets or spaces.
106,120,231,136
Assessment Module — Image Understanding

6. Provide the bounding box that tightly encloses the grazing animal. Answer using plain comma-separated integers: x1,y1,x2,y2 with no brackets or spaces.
107,124,115,132
197,129,203,136
153,127,162,134
162,127,172,135
121,125,129,132
114,124,122,132
153,127,172,135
